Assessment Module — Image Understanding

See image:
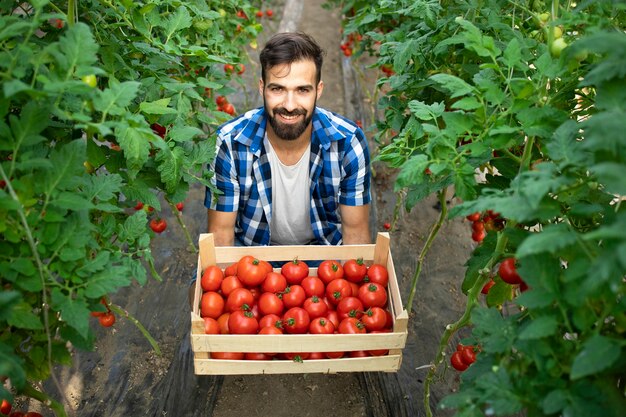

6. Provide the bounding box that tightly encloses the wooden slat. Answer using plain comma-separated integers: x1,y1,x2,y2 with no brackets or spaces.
194,354,402,375
190,330,407,353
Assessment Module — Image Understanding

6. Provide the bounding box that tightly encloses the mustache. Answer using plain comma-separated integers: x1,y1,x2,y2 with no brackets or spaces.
273,108,306,117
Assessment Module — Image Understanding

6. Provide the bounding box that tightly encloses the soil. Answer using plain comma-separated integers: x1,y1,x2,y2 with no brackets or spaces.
31,1,475,416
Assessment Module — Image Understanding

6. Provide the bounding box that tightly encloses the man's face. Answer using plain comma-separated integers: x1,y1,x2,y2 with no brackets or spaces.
260,59,324,141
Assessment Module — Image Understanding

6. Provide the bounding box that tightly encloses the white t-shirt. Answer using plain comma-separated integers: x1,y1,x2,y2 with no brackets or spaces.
266,137,315,245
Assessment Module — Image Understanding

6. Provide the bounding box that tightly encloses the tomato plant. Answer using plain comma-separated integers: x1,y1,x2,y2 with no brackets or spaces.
0,0,261,413
327,0,626,416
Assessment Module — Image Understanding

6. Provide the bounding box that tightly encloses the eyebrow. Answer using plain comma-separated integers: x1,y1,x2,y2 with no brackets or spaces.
266,82,314,90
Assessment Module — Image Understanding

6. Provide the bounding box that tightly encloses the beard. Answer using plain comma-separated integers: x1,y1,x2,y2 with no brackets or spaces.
265,99,315,141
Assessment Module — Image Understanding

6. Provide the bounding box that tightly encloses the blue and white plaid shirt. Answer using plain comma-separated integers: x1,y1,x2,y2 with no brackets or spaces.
205,106,371,246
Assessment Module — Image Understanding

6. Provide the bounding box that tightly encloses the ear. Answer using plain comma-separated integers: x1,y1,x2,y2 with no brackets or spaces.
316,80,324,100
259,78,264,96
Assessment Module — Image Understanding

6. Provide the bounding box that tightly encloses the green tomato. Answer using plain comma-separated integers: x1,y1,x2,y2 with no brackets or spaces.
550,38,568,58
81,74,97,88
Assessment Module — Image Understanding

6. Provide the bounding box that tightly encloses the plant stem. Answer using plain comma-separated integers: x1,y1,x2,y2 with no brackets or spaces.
166,199,198,253
405,188,448,311
423,231,509,417
21,384,68,417
108,304,161,355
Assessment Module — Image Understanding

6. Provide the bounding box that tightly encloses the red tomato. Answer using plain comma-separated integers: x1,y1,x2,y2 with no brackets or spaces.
281,258,309,285
461,345,477,365
358,283,387,308
451,350,469,371
338,317,366,334
498,258,523,285
303,296,328,319
255,10,264,18
317,260,344,284
284,352,310,361
309,317,335,334
300,276,325,297
98,312,116,327
25,413,44,417
349,350,370,358
237,255,270,287
343,258,367,283
225,288,254,312
282,307,310,334
326,310,339,329
257,292,284,316
259,325,283,335
149,218,167,233
282,285,306,309
472,220,485,233
228,310,259,334
1,399,11,415
326,278,352,305
349,281,359,297
367,330,391,356
203,317,220,334
266,9,273,17
245,352,271,360
217,313,230,334
262,272,288,293
223,262,238,277
222,103,235,115
258,313,282,329
361,307,387,331
220,275,243,297
365,264,389,287
176,202,184,211
481,279,496,294
223,63,235,74
472,229,486,243
336,296,364,320
134,201,144,210
211,351,244,360
201,265,224,292
325,351,345,359
201,291,225,319
215,95,228,107
308,352,326,359
466,212,481,222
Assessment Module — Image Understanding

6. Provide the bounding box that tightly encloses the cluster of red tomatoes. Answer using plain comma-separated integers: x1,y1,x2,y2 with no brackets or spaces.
450,344,479,372
90,297,116,328
215,95,235,116
466,210,505,243
0,399,42,417
339,32,362,57
198,256,394,360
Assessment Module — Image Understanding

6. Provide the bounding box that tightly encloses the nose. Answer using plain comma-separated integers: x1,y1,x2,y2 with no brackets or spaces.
282,91,297,112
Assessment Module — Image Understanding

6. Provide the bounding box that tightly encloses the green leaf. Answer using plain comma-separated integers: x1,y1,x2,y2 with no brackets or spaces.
543,389,569,415
93,80,140,116
429,73,473,98
7,302,43,330
139,98,178,115
547,120,589,168
168,125,204,142
85,173,123,202
570,335,621,379
471,307,517,354
118,210,148,243
408,100,445,121
47,22,99,73
83,265,134,298
451,96,481,110
515,287,556,309
590,162,626,195
517,223,578,257
51,288,90,339
502,38,522,68
43,140,86,193
518,315,558,339
7,100,49,148
50,192,94,210
0,291,20,320
118,125,151,177
156,146,185,193
164,7,192,40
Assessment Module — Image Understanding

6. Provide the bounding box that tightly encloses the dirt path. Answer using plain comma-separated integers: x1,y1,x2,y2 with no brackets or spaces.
36,1,474,416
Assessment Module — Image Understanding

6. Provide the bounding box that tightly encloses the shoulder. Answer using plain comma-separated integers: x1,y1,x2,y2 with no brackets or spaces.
217,107,267,148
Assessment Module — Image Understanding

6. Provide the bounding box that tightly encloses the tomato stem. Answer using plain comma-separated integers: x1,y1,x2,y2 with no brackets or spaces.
405,188,448,312
21,383,67,417
167,199,197,253
108,304,161,355
423,230,510,417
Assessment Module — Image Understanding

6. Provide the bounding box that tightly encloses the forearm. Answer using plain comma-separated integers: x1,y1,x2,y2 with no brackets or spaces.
340,204,371,244
207,209,236,246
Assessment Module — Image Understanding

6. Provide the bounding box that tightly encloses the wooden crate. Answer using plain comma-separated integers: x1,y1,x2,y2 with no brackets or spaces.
190,232,408,375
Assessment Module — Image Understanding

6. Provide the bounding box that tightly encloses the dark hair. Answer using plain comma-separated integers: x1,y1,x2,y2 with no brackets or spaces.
259,32,325,83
